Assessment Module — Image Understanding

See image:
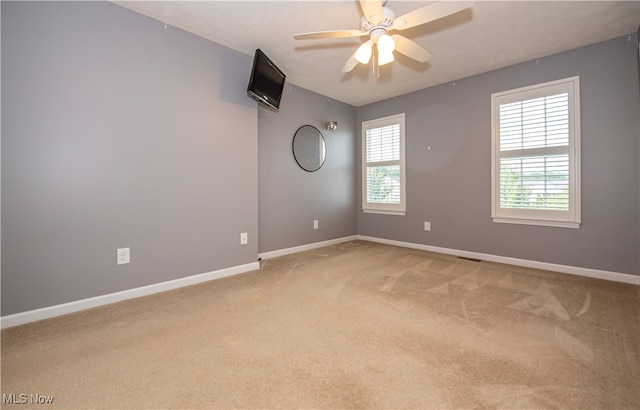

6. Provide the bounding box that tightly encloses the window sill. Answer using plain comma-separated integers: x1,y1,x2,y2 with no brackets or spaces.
363,209,405,216
492,217,580,229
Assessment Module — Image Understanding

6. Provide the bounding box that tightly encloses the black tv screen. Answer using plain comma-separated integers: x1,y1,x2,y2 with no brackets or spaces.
247,49,286,111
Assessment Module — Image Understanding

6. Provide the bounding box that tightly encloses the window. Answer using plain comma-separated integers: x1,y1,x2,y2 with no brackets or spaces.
362,113,406,215
491,76,581,228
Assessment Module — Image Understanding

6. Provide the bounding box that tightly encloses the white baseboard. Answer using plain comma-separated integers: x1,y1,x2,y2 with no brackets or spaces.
358,235,640,285
258,235,359,260
0,261,260,329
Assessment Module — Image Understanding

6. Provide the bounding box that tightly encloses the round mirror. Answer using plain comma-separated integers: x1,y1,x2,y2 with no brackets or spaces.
292,125,326,172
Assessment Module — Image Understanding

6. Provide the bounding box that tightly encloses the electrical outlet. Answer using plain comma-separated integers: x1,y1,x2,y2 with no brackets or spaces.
240,232,248,245
424,221,431,231
117,248,130,265
313,220,319,230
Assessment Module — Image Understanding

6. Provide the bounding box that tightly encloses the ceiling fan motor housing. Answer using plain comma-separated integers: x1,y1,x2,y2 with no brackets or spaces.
360,6,396,35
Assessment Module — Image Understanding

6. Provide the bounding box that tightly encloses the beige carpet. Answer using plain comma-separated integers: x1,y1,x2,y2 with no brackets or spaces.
1,240,639,409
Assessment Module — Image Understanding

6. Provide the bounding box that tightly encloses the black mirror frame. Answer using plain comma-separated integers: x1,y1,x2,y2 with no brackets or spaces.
292,125,326,172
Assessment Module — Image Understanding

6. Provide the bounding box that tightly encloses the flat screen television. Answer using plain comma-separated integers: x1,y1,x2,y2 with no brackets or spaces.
247,49,286,111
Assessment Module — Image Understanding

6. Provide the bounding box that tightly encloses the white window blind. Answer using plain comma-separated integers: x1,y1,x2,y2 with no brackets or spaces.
491,77,580,228
362,113,405,215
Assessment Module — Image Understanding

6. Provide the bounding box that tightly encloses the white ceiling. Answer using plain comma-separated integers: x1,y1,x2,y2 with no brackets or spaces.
114,0,640,107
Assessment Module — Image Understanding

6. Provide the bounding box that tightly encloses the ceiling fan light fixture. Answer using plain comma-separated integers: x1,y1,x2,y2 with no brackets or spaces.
377,33,395,54
355,41,373,64
376,33,395,66
378,50,395,66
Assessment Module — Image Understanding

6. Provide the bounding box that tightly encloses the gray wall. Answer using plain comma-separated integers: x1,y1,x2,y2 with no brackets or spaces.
258,85,357,253
357,35,640,276
2,1,259,315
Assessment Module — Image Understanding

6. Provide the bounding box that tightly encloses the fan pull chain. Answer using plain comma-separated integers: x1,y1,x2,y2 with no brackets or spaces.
373,47,380,78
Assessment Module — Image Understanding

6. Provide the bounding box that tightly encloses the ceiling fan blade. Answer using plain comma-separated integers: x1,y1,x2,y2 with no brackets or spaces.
294,30,367,40
342,51,360,73
392,1,474,31
359,0,384,25
391,35,432,63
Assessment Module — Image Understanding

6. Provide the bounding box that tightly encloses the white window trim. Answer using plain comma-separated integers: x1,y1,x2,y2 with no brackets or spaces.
362,113,406,216
491,76,581,228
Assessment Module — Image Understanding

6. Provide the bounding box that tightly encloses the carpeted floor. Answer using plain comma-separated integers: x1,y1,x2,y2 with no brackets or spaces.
1,240,639,409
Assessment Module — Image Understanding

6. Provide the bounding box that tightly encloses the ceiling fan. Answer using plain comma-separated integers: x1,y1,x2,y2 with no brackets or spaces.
294,0,474,73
